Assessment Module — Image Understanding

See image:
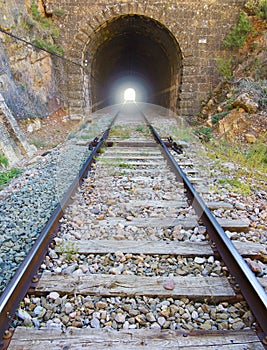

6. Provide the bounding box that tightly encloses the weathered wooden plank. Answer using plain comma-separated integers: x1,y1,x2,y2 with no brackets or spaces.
98,217,198,229
207,201,234,210
59,240,214,256
217,218,249,232
105,148,161,154
101,155,161,160
232,241,267,256
188,177,203,184
118,168,171,174
111,141,158,147
10,328,265,350
105,149,162,154
112,161,167,166
57,239,266,259
125,199,187,209
36,274,235,299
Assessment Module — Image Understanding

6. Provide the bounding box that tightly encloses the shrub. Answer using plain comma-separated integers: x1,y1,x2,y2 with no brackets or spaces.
216,55,234,81
0,154,8,167
31,1,62,46
211,112,229,125
224,12,253,48
33,39,64,56
0,168,23,190
194,127,212,142
31,1,41,21
54,8,65,17
245,0,267,19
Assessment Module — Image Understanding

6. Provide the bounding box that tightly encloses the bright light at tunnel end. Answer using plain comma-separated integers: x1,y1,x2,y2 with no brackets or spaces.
124,88,136,102
111,76,149,105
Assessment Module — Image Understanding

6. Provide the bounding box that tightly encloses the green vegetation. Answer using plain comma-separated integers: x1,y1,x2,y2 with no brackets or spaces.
31,1,59,39
21,1,63,56
97,156,134,169
97,147,105,154
56,241,78,262
32,39,63,56
54,8,66,17
218,178,252,195
206,136,267,184
0,168,23,190
30,138,49,148
157,124,196,143
211,112,229,125
134,125,150,136
216,55,234,81
109,126,131,140
194,127,213,142
224,12,253,48
245,0,267,19
0,154,9,167
80,134,91,140
118,162,134,169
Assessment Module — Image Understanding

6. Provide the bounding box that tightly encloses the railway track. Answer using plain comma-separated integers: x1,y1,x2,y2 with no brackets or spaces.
0,103,266,349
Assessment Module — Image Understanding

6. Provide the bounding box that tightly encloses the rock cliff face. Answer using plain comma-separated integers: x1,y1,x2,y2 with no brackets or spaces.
0,92,36,165
0,0,59,164
0,0,56,119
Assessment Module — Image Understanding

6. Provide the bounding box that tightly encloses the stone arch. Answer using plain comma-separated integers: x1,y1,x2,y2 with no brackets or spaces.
76,11,183,113
52,0,244,116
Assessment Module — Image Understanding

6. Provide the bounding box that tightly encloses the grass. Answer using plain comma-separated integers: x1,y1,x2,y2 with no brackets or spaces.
194,127,213,142
0,155,9,167
32,39,63,56
245,0,267,19
209,137,267,171
56,241,78,262
97,157,133,169
218,178,252,195
205,136,267,192
0,168,23,190
30,138,49,148
19,1,64,56
54,8,65,17
80,134,91,140
134,125,150,137
211,112,229,125
109,126,131,140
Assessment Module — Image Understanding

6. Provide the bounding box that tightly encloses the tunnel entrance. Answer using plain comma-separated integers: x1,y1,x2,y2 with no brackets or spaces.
83,15,183,112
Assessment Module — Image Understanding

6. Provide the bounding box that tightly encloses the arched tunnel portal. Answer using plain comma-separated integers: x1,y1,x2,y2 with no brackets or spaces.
83,15,183,112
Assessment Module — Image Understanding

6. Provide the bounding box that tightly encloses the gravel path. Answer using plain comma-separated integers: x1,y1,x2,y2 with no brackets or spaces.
0,112,113,292
1,104,265,333
12,105,265,333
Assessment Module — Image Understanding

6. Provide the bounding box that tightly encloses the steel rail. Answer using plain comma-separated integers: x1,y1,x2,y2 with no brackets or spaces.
0,109,120,346
145,120,267,338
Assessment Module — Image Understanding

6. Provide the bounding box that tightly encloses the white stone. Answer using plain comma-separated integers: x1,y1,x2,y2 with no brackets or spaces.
17,308,31,321
192,311,198,319
194,257,206,264
47,292,60,300
33,306,46,317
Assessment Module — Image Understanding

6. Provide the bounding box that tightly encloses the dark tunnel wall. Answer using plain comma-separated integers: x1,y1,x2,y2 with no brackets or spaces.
84,15,183,111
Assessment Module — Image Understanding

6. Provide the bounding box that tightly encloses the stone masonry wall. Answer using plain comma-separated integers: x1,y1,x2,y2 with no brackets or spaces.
44,0,246,116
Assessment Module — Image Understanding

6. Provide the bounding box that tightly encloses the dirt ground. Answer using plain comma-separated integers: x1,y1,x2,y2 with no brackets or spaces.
18,108,82,154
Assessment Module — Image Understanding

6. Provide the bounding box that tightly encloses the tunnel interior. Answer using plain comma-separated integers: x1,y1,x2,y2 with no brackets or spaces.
84,15,183,111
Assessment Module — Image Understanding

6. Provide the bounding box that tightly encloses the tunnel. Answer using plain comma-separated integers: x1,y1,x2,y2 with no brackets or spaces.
83,15,183,111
